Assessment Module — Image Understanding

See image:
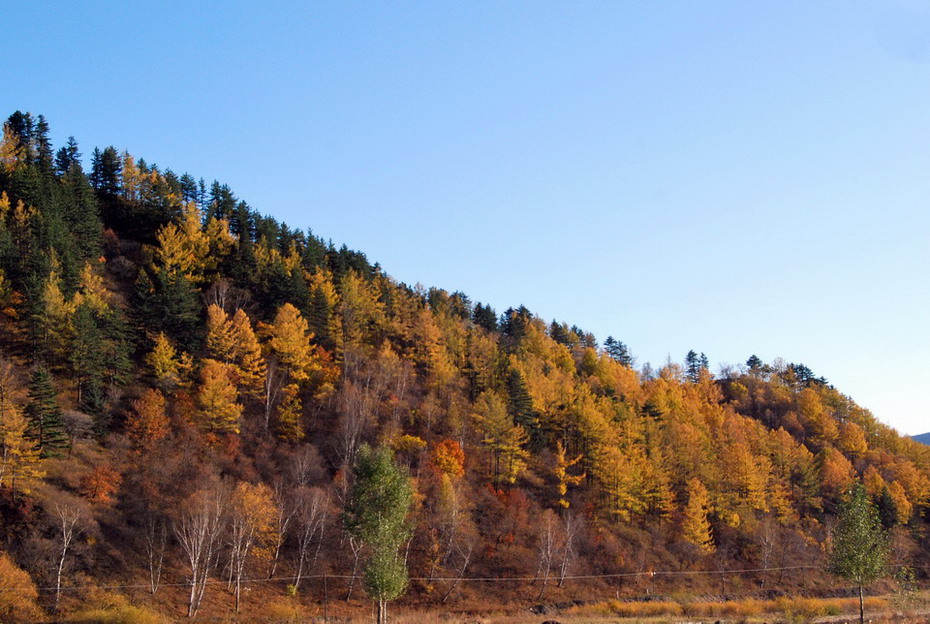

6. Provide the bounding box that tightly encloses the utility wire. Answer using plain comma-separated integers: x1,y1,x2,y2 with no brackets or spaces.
0,564,825,594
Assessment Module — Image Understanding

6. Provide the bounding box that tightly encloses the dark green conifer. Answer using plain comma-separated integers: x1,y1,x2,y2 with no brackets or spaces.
25,366,68,457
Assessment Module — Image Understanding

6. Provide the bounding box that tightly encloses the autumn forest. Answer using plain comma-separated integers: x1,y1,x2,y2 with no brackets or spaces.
0,111,928,622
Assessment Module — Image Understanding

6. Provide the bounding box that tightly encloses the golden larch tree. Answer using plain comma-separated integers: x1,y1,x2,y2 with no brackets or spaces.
0,358,42,498
553,440,585,510
681,477,714,554
275,383,304,443
230,309,266,397
125,388,170,454
266,303,317,382
205,304,236,363
196,359,242,434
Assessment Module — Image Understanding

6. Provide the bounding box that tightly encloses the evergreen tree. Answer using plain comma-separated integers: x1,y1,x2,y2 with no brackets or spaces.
54,137,81,177
505,368,537,434
69,303,106,406
91,146,121,195
876,485,899,531
685,350,708,382
604,336,633,367
24,367,67,457
133,268,202,348
471,302,498,332
33,115,53,174
549,321,571,345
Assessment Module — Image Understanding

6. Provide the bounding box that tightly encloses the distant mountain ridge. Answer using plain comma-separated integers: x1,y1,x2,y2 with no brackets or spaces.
912,432,930,445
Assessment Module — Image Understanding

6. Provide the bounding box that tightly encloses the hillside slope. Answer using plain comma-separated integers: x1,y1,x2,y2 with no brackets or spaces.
0,111,927,622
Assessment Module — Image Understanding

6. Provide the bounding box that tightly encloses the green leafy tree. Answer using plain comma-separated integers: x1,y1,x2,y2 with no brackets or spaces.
343,444,414,624
828,482,889,624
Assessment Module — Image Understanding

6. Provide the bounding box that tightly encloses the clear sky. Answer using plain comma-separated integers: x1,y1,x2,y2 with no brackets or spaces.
3,2,929,433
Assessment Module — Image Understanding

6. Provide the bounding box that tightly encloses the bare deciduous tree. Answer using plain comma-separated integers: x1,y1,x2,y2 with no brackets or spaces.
174,484,229,618
263,357,286,431
53,504,83,611
144,516,167,594
293,486,329,590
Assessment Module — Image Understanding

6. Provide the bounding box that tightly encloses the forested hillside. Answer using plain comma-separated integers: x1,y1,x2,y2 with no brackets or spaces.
0,111,928,622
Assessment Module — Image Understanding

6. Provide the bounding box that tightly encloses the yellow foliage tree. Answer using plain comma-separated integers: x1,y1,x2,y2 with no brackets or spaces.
73,262,111,314
0,125,25,172
721,441,770,514
473,391,528,485
229,481,276,612
275,383,304,443
888,480,913,525
0,551,42,623
205,304,236,363
681,477,715,554
819,447,855,500
863,465,886,497
145,332,191,390
37,264,75,360
230,309,266,397
553,440,585,509
196,359,242,434
838,422,868,458
337,270,384,352
125,388,170,454
155,204,233,283
267,303,317,383
593,445,650,522
0,359,43,497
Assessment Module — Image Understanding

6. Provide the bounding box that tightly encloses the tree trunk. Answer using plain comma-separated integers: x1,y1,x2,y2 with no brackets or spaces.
187,581,197,618
859,584,864,624
54,548,66,611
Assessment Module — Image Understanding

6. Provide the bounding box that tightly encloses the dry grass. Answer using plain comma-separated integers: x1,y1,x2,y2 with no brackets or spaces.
64,589,171,624
564,594,889,621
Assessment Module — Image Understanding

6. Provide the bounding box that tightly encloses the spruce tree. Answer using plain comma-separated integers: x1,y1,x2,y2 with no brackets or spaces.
25,367,67,457
505,368,536,434
471,302,498,332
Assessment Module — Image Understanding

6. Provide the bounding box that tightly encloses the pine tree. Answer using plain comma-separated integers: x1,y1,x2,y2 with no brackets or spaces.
471,302,498,332
69,303,106,406
685,350,701,382
133,268,202,348
505,368,536,432
55,137,81,176
604,336,633,367
25,367,67,457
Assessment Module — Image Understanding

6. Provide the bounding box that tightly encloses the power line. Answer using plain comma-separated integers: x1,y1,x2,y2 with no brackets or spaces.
0,564,824,594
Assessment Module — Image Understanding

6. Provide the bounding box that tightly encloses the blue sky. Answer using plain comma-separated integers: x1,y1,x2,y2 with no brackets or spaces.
3,2,929,433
